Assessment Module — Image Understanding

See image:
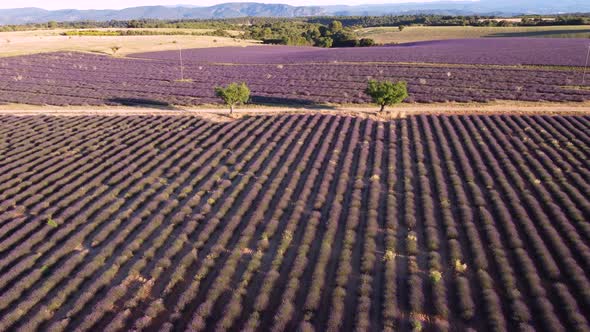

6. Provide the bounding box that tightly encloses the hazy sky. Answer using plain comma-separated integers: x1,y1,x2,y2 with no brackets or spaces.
0,0,464,10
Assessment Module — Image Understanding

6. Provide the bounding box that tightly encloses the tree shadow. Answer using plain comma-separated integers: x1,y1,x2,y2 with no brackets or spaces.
486,29,590,38
249,95,338,110
107,98,180,110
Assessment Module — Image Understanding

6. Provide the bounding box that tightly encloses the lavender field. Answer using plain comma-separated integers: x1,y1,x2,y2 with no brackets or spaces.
133,38,590,67
3,1,590,331
0,114,589,331
0,42,589,107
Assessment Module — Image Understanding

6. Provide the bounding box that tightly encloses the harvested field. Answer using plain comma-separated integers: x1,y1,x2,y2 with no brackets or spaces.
1,50,589,107
357,26,590,44
0,114,589,331
0,29,255,57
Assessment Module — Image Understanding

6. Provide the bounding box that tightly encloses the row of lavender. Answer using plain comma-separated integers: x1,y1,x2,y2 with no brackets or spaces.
132,38,590,67
0,114,589,331
0,51,588,106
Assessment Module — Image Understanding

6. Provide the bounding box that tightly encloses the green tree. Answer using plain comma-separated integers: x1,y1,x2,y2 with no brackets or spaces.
329,20,343,33
398,25,406,31
331,29,358,47
215,82,250,114
315,36,333,48
262,27,273,38
366,80,409,112
304,26,321,41
358,38,376,47
319,25,332,37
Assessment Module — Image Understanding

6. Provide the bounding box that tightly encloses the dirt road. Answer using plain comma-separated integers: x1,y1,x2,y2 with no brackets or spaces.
0,102,589,121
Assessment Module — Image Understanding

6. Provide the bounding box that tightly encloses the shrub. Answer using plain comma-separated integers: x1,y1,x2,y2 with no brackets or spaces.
429,270,443,283
411,317,423,331
358,38,376,47
456,276,475,320
299,320,315,332
383,249,396,262
407,233,418,255
47,217,58,228
454,259,468,273
316,37,333,48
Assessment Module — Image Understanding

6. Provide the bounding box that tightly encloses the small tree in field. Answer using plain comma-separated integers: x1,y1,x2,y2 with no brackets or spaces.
366,80,408,112
215,82,250,114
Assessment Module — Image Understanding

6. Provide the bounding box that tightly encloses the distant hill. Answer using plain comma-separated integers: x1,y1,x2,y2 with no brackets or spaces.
0,4,324,24
324,0,590,16
1,1,589,25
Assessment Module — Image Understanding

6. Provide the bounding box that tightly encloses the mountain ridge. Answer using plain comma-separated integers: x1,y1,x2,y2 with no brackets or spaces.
1,1,589,25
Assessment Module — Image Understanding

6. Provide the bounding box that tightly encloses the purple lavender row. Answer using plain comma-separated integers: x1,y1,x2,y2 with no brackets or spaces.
131,38,590,67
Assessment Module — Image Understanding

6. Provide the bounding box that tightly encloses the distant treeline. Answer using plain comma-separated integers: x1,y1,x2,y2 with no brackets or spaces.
0,18,251,32
2,13,589,33
60,29,233,37
307,14,590,27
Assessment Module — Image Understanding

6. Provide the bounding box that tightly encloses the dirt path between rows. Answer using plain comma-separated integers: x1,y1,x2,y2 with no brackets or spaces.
0,102,589,121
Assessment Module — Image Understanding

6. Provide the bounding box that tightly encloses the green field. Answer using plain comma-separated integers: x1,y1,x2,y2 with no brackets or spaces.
358,25,590,44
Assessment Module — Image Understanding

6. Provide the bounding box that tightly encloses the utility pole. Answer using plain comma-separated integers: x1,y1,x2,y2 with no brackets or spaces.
179,45,185,81
583,44,590,85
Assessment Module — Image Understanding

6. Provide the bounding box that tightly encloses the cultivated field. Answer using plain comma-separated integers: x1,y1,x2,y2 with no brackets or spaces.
133,38,590,66
0,29,256,57
358,25,590,44
1,39,589,107
0,113,589,331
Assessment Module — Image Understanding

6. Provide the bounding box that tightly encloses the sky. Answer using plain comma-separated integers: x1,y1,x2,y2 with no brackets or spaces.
0,0,464,10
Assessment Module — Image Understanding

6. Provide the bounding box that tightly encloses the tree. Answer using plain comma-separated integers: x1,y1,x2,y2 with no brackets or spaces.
319,25,332,37
304,26,321,41
358,38,376,47
331,29,359,47
215,82,250,114
329,20,343,33
315,37,333,48
398,25,406,31
366,80,408,112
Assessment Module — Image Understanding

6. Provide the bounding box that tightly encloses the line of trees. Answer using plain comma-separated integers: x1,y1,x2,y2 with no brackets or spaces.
3,14,590,33
215,79,409,113
60,29,232,37
309,14,590,27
